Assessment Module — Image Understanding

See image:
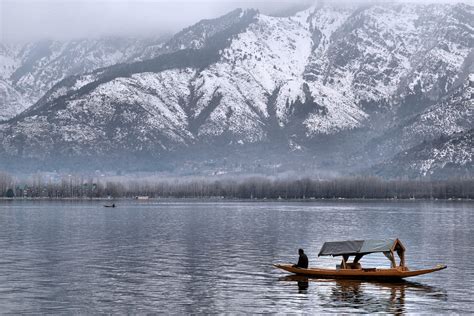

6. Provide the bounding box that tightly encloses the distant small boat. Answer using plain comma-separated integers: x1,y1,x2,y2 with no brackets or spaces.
274,239,447,281
104,203,116,208
135,196,149,200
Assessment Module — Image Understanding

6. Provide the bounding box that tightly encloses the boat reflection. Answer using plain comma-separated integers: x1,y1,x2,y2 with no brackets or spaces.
279,275,447,313
292,276,309,293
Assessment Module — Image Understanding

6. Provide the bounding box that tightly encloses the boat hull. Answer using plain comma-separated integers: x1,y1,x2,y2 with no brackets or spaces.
274,264,447,280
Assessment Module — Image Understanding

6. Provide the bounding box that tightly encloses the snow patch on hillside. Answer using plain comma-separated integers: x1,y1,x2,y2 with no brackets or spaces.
418,135,472,176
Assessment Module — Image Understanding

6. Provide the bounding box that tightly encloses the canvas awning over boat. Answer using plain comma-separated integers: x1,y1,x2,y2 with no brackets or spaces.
318,239,400,257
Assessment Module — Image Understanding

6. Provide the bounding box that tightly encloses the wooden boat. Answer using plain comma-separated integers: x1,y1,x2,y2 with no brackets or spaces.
104,204,116,208
274,239,447,281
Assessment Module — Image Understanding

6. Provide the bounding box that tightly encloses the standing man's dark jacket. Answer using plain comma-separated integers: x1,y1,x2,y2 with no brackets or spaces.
297,253,308,268
294,249,308,268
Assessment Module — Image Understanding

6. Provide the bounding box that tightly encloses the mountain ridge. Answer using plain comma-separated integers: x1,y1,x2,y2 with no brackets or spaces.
0,4,472,178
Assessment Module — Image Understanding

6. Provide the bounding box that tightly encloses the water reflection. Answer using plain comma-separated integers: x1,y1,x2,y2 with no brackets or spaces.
283,275,310,293
279,275,447,314
0,200,469,313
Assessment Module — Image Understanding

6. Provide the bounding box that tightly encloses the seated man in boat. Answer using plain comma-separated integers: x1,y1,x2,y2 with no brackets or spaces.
292,248,308,269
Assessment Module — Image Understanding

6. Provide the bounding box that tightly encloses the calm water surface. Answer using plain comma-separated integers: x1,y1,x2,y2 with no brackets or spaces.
0,200,472,313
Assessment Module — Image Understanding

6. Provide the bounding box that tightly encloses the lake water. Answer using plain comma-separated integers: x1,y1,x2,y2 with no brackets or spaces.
0,200,472,313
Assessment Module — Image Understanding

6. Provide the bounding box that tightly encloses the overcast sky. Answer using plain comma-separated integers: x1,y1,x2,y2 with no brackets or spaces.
1,0,472,43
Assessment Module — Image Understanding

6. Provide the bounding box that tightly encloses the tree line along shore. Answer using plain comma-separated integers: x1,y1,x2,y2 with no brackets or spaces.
0,172,472,200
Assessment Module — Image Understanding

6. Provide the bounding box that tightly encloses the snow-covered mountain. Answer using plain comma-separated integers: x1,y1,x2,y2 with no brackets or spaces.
0,9,259,121
0,38,169,121
0,4,472,177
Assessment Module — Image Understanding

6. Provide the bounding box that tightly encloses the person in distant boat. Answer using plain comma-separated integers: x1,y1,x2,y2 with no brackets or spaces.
293,248,308,269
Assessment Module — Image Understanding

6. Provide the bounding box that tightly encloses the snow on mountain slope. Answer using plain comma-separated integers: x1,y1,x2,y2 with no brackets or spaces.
0,9,259,157
0,3,472,177
3,9,255,122
0,44,26,120
0,68,197,157
194,12,315,139
0,34,182,121
402,75,473,144
0,79,28,120
367,74,473,161
375,129,473,178
0,38,156,120
0,44,20,79
145,9,250,57
13,7,367,144
307,4,472,109
402,4,474,99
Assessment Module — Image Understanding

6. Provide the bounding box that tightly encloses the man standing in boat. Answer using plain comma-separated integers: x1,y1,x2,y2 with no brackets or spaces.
293,248,308,269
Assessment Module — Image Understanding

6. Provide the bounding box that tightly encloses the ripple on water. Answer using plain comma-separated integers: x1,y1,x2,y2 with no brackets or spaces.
0,200,471,313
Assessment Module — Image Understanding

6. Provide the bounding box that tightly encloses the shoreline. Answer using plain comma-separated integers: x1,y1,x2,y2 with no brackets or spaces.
0,197,472,202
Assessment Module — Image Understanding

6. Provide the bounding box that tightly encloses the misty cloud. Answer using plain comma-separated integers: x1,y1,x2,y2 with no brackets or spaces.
0,0,313,43
1,0,471,42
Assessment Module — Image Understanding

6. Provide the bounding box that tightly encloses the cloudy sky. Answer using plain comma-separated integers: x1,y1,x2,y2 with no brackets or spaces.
1,0,472,43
